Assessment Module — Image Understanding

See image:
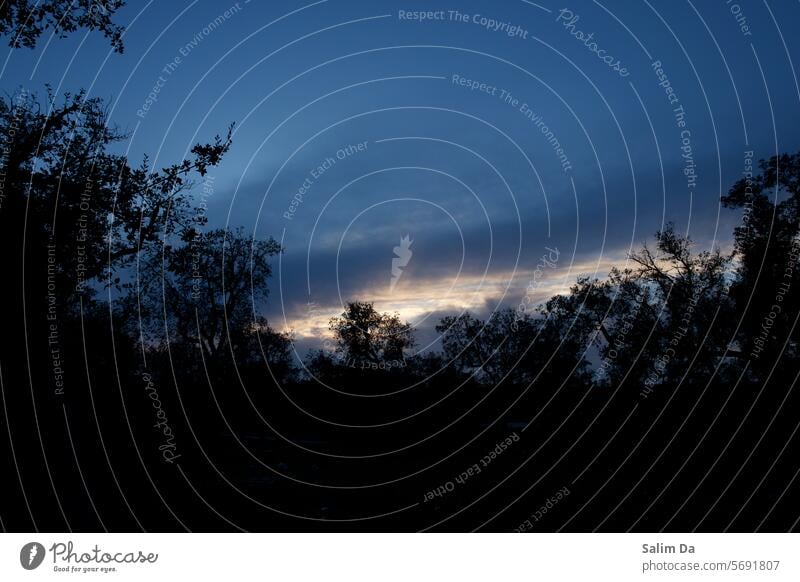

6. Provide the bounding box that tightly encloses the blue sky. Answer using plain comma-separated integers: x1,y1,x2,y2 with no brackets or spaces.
3,0,800,351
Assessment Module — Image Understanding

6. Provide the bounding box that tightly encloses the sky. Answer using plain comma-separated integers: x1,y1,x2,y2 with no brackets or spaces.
2,0,800,354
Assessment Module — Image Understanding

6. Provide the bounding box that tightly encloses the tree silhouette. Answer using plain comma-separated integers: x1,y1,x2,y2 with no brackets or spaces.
134,227,290,373
0,0,126,52
437,310,522,385
0,91,235,530
723,153,800,365
327,301,414,365
0,90,232,298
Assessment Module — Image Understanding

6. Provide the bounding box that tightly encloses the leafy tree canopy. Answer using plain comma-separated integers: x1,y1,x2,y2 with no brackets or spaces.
0,0,126,52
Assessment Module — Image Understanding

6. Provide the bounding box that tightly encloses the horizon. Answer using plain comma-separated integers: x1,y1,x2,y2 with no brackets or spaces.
4,1,799,357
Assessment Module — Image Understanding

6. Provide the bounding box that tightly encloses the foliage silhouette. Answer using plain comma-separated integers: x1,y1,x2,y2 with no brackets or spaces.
0,0,126,52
